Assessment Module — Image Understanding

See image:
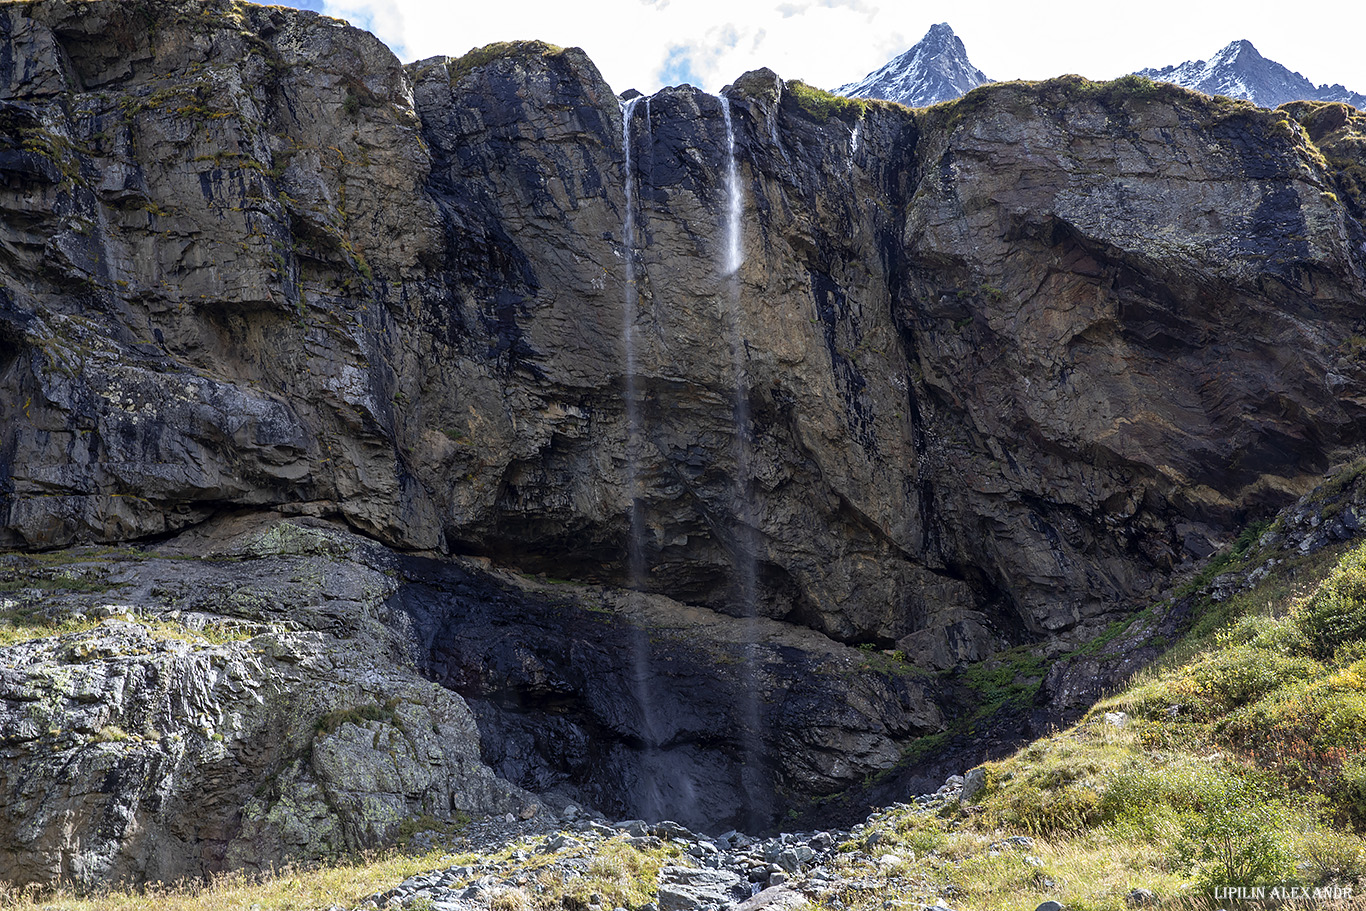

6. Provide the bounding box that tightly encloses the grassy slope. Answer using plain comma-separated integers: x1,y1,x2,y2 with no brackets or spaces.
830,470,1366,911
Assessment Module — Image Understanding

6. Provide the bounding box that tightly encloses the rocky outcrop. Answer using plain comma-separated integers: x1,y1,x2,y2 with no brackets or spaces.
3,0,1366,884
0,519,530,887
0,515,947,884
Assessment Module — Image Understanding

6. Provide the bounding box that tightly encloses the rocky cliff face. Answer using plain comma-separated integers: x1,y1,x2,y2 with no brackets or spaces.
0,519,531,887
3,0,1366,885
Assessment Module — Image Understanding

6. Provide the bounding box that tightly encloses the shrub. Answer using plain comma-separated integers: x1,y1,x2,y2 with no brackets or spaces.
1339,753,1366,824
1298,829,1366,885
983,781,1103,835
1192,644,1321,709
1296,543,1366,659
1175,774,1296,892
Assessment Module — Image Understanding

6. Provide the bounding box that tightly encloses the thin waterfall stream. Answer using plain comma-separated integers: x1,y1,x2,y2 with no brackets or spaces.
721,95,766,826
620,95,666,817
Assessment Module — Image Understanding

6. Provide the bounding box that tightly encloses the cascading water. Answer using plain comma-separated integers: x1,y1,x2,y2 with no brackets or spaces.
620,95,665,818
621,95,645,591
721,95,766,826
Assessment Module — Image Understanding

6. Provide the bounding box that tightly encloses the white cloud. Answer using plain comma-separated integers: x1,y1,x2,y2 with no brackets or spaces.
314,0,1365,99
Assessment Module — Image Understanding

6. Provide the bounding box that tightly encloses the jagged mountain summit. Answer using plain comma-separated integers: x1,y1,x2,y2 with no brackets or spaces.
835,22,988,107
1137,39,1366,109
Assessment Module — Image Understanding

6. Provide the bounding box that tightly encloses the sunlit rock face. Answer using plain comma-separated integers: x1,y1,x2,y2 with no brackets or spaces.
3,0,1366,881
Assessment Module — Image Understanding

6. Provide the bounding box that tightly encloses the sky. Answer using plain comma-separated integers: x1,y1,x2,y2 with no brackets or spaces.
281,0,1366,98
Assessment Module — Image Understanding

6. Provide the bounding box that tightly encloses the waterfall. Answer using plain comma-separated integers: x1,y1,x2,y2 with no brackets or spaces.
620,95,665,818
722,99,745,277
722,95,765,827
621,95,645,592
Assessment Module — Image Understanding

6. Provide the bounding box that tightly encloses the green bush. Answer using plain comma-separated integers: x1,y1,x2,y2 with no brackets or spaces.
1297,543,1366,659
1299,829,1366,885
1340,754,1366,824
984,782,1102,835
1192,643,1322,708
1175,774,1296,892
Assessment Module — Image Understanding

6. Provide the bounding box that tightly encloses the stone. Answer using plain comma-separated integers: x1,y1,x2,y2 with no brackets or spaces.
1127,889,1158,907
656,866,745,911
736,887,810,911
0,521,527,888
1035,903,1064,911
1103,712,1130,728
959,768,987,803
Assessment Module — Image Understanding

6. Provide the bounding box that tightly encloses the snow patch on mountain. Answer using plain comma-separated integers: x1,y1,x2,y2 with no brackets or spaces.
835,23,988,108
1137,39,1366,110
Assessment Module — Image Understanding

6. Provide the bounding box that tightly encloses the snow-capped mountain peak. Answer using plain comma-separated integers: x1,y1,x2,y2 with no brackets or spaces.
1136,39,1366,110
835,23,989,108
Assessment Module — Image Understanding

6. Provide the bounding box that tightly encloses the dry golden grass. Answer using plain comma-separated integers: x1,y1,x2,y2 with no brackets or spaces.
0,847,457,911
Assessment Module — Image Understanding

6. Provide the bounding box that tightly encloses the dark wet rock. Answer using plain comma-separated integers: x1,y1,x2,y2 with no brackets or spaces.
394,556,944,833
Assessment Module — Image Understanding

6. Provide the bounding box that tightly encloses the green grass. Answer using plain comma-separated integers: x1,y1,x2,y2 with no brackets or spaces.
785,80,866,123
447,40,566,86
315,698,400,736
0,846,461,911
819,489,1366,910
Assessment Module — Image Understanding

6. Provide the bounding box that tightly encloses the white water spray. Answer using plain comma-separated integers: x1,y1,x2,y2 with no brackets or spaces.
722,95,766,827
620,95,666,818
721,99,745,277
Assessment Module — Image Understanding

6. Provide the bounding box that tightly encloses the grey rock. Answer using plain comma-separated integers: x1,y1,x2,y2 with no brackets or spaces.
737,886,810,911
959,768,986,803
0,520,526,888
656,865,745,911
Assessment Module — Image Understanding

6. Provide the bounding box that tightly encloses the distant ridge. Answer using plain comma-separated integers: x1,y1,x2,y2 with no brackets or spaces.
1136,39,1366,109
834,23,988,108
